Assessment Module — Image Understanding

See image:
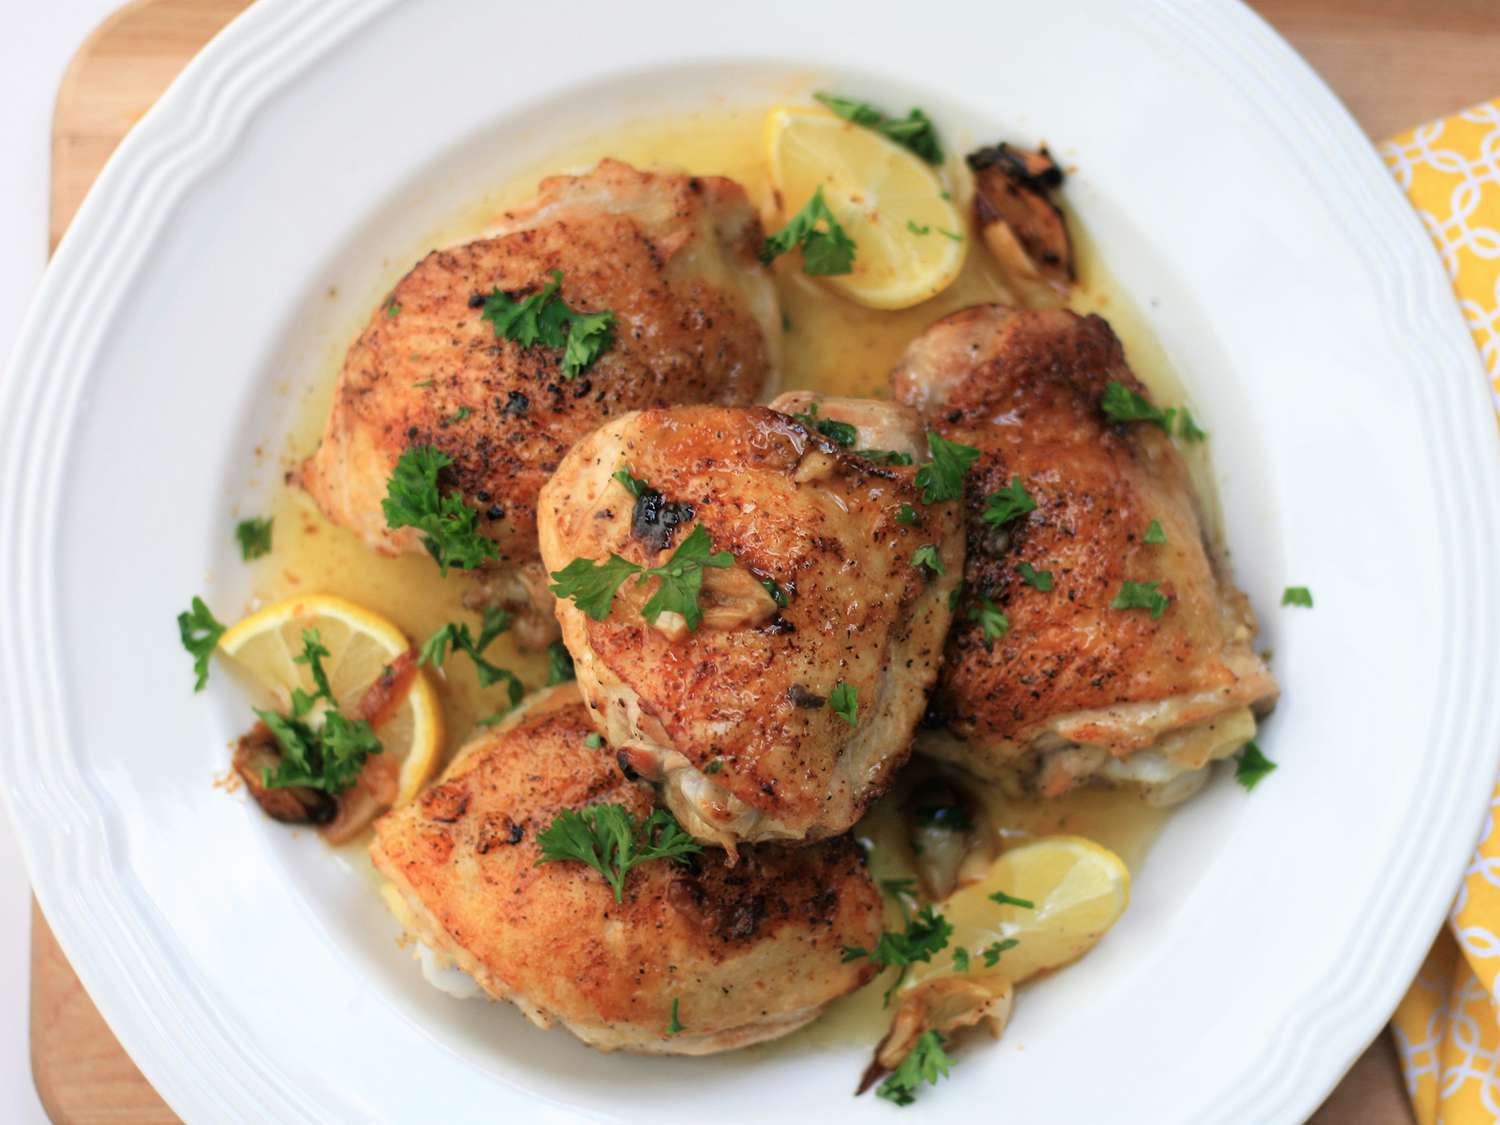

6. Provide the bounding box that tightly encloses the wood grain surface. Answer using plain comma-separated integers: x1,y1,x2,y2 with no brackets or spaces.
34,0,1499,1119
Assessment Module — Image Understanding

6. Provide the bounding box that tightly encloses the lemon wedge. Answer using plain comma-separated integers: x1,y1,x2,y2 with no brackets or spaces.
909,836,1130,988
765,106,967,309
218,594,443,806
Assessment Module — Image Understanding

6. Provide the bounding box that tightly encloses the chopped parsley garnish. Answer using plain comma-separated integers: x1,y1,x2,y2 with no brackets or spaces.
829,680,859,727
791,403,858,447
1282,586,1314,608
980,476,1036,526
876,1030,954,1106
951,946,971,973
545,639,576,685
842,906,954,1005
760,186,856,276
418,607,524,709
584,733,604,749
1235,741,1277,791
906,220,931,236
667,997,684,1036
937,228,963,242
412,379,434,388
177,596,225,691
1144,520,1167,545
442,406,472,425
613,465,649,498
895,503,920,526
761,577,789,609
813,93,944,164
915,432,979,504
703,758,724,774
479,269,615,379
235,517,273,561
1111,580,1170,620
1178,406,1208,442
548,524,734,632
912,544,943,576
535,803,702,902
988,890,1035,909
981,938,1019,967
256,708,382,795
1100,381,1175,431
968,598,1009,644
853,448,915,466
1016,561,1053,591
383,296,401,318
289,629,334,717
382,445,499,575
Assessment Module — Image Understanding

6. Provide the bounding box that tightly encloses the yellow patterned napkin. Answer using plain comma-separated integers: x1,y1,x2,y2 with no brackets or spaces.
1382,102,1500,1123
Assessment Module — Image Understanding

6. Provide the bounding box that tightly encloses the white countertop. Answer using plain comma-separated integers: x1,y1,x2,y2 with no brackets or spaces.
1,3,129,1119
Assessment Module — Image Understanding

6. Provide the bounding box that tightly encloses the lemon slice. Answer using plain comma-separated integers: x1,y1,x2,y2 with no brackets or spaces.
218,594,442,806
765,106,967,309
909,836,1130,988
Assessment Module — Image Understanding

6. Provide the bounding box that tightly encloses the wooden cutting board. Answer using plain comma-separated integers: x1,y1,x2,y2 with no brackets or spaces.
35,0,1500,1118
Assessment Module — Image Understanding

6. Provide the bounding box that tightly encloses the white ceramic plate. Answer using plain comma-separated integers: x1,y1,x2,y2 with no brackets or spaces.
5,0,1500,1121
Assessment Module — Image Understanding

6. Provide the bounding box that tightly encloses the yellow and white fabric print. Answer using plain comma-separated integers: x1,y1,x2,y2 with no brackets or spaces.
1383,100,1500,1124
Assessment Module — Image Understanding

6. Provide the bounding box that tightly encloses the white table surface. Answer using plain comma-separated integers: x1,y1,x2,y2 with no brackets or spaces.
1,4,125,1118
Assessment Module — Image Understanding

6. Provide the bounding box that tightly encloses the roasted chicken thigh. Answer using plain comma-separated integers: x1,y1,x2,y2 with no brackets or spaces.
299,160,778,639
892,306,1277,804
370,686,880,1054
536,401,963,850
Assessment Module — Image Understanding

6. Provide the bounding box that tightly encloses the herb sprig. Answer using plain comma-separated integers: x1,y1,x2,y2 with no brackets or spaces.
418,607,524,710
382,446,499,575
761,187,856,276
915,433,979,504
480,269,615,379
536,804,702,902
814,93,944,164
548,524,734,632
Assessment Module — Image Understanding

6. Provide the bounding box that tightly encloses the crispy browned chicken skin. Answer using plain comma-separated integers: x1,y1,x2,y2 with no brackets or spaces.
370,686,880,1054
892,306,1277,803
299,158,778,578
536,402,963,850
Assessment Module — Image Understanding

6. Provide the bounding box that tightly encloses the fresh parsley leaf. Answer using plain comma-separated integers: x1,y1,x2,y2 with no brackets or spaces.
912,544,943,576
760,187,856,276
915,432,979,504
703,758,723,774
1144,520,1167,545
968,598,1009,644
1282,586,1313,608
937,228,963,242
382,446,499,575
1178,406,1208,442
830,680,859,727
545,639,576,685
584,733,604,749
418,608,521,704
906,219,931,235
814,92,944,164
854,448,915,466
535,804,702,902
896,503,920,526
637,524,735,632
257,707,382,795
549,554,644,620
1100,381,1175,431
1235,741,1277,791
876,1030,954,1106
981,476,1036,526
289,629,334,717
761,578,789,609
844,906,954,1005
562,308,616,379
613,465,649,498
981,938,1018,967
480,269,615,379
951,947,971,973
1016,561,1053,591
988,890,1035,909
177,596,225,691
235,516,273,561
383,296,401,318
1111,580,1170,620
667,997,684,1036
412,379,434,388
